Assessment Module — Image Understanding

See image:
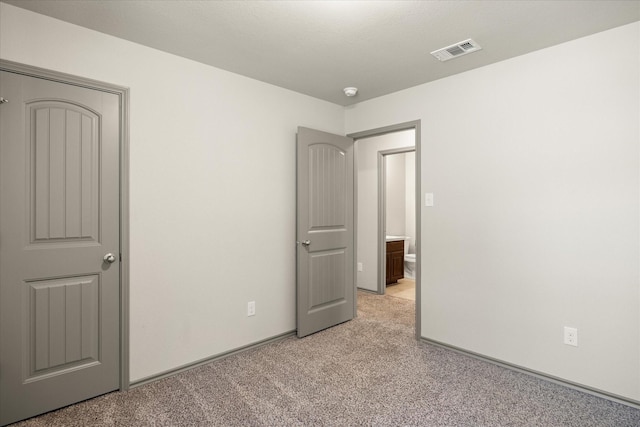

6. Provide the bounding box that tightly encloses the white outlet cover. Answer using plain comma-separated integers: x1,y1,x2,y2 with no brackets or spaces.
564,326,578,346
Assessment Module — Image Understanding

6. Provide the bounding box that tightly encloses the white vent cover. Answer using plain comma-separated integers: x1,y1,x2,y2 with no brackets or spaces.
431,39,482,62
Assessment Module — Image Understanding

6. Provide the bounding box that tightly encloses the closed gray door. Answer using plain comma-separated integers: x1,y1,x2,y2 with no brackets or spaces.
0,71,120,425
297,127,355,338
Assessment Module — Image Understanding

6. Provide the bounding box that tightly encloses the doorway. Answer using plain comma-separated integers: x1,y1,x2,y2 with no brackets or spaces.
380,148,416,301
349,121,421,338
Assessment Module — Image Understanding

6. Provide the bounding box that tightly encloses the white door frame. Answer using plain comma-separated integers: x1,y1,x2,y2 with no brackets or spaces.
348,120,421,339
378,147,416,294
0,59,131,390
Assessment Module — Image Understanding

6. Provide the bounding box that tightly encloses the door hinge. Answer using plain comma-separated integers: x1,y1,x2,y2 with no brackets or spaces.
0,97,9,104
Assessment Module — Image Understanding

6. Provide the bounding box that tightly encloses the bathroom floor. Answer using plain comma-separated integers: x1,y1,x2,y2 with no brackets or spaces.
385,278,415,301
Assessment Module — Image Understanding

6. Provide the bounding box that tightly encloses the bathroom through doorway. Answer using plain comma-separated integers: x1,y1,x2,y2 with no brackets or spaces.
381,148,416,301
350,122,420,337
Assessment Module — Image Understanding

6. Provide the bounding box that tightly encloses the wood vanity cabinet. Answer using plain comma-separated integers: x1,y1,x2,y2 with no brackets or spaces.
386,240,404,285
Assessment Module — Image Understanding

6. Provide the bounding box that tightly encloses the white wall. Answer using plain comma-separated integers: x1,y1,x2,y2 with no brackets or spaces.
385,152,417,253
356,130,415,291
347,22,640,401
405,152,416,254
385,153,407,236
0,3,344,382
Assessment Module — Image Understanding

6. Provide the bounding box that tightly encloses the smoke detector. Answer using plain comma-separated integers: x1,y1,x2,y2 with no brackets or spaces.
343,87,358,97
431,39,482,62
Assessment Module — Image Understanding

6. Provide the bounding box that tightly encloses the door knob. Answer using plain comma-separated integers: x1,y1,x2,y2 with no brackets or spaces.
103,253,116,264
301,240,311,247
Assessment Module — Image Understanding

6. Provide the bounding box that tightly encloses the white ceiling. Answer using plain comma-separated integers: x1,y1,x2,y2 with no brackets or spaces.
4,0,639,106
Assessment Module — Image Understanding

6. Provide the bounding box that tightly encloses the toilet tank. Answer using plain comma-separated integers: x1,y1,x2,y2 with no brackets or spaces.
404,238,410,255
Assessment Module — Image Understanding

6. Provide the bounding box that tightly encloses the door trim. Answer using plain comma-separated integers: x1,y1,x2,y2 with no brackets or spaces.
348,120,421,340
0,59,131,390
378,147,416,295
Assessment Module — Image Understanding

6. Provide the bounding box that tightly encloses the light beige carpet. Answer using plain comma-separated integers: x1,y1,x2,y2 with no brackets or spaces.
10,292,639,426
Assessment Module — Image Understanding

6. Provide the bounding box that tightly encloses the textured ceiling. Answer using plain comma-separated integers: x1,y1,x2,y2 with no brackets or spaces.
4,0,639,106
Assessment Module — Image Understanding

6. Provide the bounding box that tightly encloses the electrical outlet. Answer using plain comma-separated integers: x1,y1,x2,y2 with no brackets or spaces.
564,326,578,347
357,262,363,272
247,301,255,317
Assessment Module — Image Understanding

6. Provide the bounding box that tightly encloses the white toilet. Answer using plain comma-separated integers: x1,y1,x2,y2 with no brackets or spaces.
404,239,416,279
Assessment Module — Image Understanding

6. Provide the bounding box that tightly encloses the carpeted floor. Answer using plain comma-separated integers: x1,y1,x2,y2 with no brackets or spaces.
11,292,640,426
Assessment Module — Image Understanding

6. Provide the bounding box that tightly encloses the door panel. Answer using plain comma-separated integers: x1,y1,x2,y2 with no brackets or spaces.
25,275,100,378
0,71,120,426
30,101,100,243
309,249,346,309
297,127,354,338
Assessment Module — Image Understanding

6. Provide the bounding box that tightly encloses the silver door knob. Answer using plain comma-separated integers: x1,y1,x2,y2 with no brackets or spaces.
103,253,116,264
301,240,311,247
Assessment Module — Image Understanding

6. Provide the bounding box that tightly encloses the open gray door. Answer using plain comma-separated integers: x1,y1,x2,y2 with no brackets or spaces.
0,71,120,425
296,127,355,338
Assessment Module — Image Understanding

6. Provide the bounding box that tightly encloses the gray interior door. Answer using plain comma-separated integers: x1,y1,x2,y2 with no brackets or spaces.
0,71,120,425
296,127,355,338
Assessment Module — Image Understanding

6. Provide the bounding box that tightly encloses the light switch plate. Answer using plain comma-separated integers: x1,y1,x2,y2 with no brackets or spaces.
425,193,434,207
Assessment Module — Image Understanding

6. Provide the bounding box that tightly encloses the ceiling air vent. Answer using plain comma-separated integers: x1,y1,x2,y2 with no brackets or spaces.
431,39,482,62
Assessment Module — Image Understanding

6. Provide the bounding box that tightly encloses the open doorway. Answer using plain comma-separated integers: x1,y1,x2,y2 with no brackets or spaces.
380,149,416,301
349,121,421,338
